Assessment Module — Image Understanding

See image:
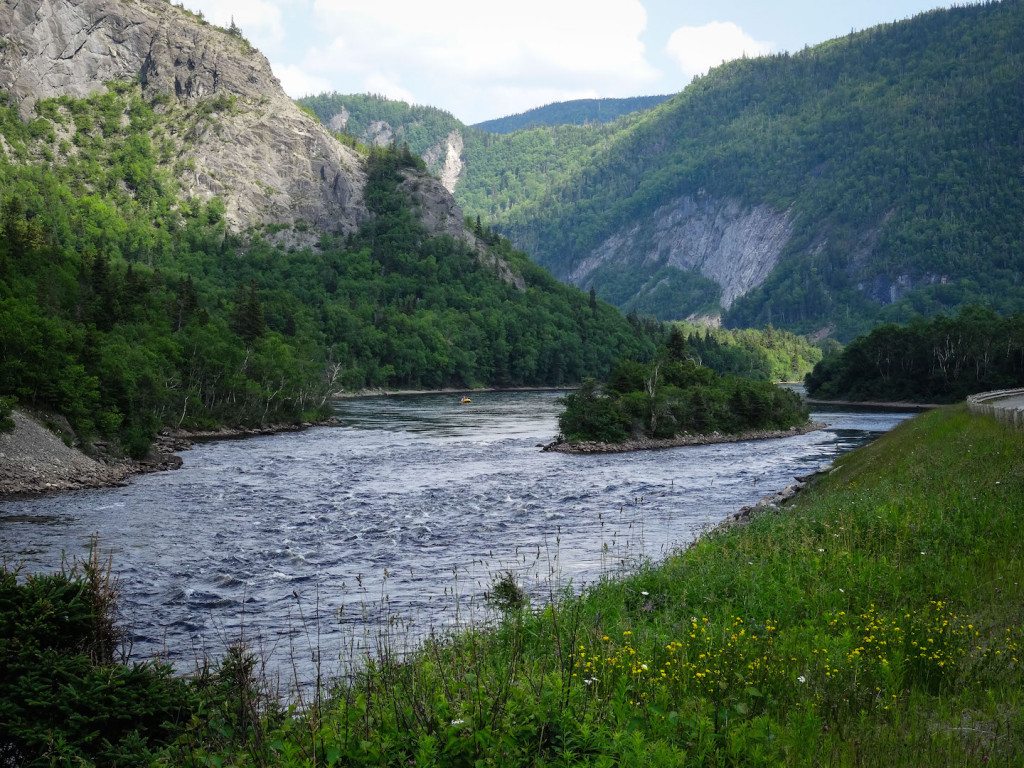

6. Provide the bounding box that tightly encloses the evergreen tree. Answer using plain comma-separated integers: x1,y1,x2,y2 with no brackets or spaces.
230,280,266,344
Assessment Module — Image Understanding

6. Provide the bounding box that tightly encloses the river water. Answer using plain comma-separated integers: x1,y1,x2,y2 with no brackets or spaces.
0,392,909,693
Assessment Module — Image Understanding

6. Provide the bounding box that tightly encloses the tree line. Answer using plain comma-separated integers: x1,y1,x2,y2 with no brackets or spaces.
805,307,1024,402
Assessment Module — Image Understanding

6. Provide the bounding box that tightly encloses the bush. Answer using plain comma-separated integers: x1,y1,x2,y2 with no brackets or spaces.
0,395,14,432
0,546,194,766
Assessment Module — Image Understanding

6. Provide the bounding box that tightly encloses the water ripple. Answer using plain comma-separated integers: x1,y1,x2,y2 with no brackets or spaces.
1,391,908,692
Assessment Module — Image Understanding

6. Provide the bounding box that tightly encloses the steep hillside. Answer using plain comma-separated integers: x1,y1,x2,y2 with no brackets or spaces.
0,0,658,458
1,0,372,238
501,1,1024,336
300,92,639,208
471,95,672,133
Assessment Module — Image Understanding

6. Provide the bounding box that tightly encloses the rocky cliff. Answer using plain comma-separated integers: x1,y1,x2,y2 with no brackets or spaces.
568,194,794,309
0,0,480,248
422,130,464,193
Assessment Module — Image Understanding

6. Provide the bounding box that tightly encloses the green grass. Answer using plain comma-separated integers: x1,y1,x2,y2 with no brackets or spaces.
163,406,1023,766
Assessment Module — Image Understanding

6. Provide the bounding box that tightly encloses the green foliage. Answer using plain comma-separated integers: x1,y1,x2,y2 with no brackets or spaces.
806,306,1024,402
298,92,647,241
308,3,1024,336
0,548,193,766
504,1,1024,334
0,85,657,454
676,322,825,381
589,262,722,321
557,334,809,444
472,95,673,133
0,395,15,432
160,407,1024,766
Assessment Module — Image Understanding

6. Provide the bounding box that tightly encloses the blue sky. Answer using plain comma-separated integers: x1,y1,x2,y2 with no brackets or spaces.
179,0,981,123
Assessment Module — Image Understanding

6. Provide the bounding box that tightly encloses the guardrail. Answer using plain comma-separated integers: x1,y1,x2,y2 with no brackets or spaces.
966,388,1024,428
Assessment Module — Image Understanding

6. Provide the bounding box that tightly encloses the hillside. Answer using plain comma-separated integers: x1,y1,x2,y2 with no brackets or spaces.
0,0,658,458
500,1,1024,336
300,93,636,216
471,95,672,133
304,3,1024,338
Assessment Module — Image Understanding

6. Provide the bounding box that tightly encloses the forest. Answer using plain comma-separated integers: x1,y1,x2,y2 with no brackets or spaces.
805,307,1024,403
0,85,658,455
472,95,672,133
499,1,1024,337
557,329,809,444
676,323,826,382
305,2,1024,338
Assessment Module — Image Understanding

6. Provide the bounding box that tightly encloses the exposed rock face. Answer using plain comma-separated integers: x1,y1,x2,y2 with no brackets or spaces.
0,0,367,234
569,194,794,309
422,130,464,193
364,120,394,147
327,108,349,132
399,171,524,289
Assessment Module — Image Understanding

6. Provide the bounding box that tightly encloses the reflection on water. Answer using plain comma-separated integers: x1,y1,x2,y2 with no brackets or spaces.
0,391,910,691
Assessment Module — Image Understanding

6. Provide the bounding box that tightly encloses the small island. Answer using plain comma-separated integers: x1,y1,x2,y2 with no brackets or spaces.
547,331,815,453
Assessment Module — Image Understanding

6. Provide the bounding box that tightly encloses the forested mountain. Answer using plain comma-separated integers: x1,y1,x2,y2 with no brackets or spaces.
305,1,1024,339
0,0,658,456
299,93,638,213
471,95,672,134
502,0,1024,337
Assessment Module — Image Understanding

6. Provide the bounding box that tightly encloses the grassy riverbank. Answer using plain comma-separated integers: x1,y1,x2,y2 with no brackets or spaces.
4,407,1022,765
160,406,1022,766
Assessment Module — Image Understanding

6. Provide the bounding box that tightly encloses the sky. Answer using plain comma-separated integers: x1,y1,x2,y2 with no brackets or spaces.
177,0,981,124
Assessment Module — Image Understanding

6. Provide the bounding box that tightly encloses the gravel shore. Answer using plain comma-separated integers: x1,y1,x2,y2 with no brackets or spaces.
0,410,331,498
541,421,825,454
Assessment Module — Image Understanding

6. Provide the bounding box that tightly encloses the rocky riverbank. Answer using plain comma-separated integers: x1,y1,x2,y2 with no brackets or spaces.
542,421,824,454
0,409,333,498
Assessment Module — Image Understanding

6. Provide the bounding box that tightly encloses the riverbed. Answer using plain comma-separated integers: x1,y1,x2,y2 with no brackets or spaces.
0,392,910,694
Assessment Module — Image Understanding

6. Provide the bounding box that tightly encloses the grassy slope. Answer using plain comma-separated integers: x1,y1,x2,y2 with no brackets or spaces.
174,407,1024,766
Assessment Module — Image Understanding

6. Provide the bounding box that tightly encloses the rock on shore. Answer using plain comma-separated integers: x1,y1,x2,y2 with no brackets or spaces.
0,409,335,498
542,422,824,454
0,410,134,496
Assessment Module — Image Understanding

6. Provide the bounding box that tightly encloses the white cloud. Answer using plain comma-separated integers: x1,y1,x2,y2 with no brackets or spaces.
665,21,773,78
179,0,287,54
273,63,332,98
304,0,660,121
362,74,418,105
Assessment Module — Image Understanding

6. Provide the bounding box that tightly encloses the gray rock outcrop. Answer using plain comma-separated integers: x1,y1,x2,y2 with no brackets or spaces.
0,0,368,235
422,130,464,193
569,194,794,309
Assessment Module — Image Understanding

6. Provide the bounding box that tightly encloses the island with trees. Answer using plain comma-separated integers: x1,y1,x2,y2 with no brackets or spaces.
548,329,814,453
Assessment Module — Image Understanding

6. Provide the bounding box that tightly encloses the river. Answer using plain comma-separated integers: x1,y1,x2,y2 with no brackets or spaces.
0,392,910,694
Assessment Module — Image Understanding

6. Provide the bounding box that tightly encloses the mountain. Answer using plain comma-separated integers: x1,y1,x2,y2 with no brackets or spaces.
305,2,1024,339
471,96,673,134
498,0,1024,337
0,0,657,458
1,0,373,239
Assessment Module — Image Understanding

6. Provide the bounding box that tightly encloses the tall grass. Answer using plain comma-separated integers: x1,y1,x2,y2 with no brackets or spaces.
162,406,1023,766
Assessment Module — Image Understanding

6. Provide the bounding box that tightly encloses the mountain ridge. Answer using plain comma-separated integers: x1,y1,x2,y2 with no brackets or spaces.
303,1,1024,338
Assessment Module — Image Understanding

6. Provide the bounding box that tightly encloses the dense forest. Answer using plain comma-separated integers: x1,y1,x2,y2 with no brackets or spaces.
0,85,658,456
471,95,672,133
299,93,643,230
676,323,825,382
305,2,1024,339
805,307,1024,403
557,329,809,444
500,0,1024,337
